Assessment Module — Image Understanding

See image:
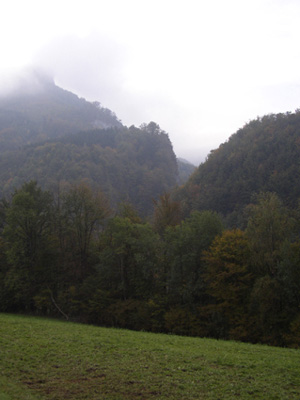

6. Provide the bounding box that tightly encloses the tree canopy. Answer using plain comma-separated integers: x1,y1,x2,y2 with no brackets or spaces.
177,110,300,225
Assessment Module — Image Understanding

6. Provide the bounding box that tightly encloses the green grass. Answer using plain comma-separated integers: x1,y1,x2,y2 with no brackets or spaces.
0,313,299,399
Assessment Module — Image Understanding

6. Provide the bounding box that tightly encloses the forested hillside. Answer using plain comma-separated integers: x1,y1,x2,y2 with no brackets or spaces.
176,158,196,185
0,70,121,152
0,74,182,215
2,75,300,348
0,123,178,215
177,110,300,225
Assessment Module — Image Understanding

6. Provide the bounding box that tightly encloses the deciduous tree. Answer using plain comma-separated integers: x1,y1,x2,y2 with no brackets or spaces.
203,229,252,340
3,181,55,310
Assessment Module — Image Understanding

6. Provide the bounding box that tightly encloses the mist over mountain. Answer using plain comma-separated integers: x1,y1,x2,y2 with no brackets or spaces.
3,71,300,348
0,69,122,152
0,72,190,215
176,158,196,185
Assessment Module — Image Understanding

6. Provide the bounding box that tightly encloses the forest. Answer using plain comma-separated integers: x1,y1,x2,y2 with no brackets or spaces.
1,79,300,349
0,75,193,215
0,181,300,348
177,110,300,226
0,71,122,152
0,123,181,216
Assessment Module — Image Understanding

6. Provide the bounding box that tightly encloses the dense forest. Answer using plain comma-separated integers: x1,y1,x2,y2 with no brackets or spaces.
177,110,300,226
0,75,193,215
1,76,300,348
0,123,179,215
0,181,300,348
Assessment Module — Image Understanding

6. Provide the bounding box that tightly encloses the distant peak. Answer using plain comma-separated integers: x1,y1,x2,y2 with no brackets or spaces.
177,157,195,166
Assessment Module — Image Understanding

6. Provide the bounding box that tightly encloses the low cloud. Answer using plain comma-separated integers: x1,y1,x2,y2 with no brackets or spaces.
33,33,127,104
0,67,54,97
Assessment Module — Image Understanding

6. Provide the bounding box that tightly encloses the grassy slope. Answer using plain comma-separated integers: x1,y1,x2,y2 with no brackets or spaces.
0,314,299,400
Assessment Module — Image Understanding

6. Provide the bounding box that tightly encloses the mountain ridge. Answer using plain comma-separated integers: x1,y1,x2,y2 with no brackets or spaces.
177,110,300,225
0,76,183,215
0,70,122,152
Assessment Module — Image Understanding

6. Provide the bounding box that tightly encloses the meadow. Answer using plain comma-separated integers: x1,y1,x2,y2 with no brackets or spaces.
0,313,299,399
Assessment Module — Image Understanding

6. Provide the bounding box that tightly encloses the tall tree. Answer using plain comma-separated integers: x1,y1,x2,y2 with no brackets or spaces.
59,183,111,281
152,192,181,235
98,216,159,300
3,181,55,310
203,229,252,340
246,192,294,276
164,210,223,304
245,192,296,345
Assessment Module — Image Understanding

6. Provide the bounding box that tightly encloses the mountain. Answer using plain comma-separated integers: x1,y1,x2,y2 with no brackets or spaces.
0,124,178,215
0,70,122,152
177,110,300,225
0,74,179,215
176,158,196,185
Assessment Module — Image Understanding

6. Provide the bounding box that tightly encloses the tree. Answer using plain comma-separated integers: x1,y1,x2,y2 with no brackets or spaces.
140,121,165,135
59,183,111,281
116,201,142,223
250,240,300,347
152,192,181,235
164,210,223,304
98,216,160,300
3,181,55,310
245,192,296,345
203,229,252,340
246,192,294,276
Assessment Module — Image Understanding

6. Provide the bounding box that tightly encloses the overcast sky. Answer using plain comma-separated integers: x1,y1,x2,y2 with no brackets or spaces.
1,0,300,164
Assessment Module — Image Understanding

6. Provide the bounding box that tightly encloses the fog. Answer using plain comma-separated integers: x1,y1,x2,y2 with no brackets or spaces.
1,0,300,164
0,68,52,97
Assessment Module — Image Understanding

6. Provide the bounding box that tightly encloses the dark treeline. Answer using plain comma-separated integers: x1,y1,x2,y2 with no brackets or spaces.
1,181,300,348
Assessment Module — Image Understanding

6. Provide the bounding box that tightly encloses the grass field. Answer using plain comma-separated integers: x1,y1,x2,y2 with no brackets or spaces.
0,313,299,399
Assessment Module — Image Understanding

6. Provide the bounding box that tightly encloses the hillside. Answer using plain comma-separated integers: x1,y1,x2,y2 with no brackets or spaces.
177,110,300,224
1,313,300,400
0,70,122,152
0,124,178,215
0,72,184,215
176,157,196,185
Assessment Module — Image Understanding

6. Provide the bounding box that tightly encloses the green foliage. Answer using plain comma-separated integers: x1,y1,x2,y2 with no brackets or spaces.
97,216,160,300
1,180,300,347
243,193,300,345
164,211,223,305
246,192,294,276
3,77,300,348
152,192,182,235
248,275,285,345
203,229,252,340
164,306,204,336
2,181,55,311
0,125,178,216
0,81,178,217
58,183,111,281
178,110,300,224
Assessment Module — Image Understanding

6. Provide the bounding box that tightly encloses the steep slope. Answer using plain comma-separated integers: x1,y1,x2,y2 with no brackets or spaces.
0,72,180,215
0,124,178,215
0,70,121,151
177,110,300,223
177,158,196,185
